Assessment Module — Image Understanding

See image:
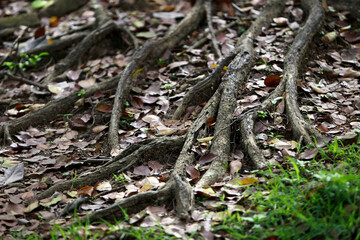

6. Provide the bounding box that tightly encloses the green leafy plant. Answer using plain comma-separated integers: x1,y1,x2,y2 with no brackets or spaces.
163,84,173,90
31,0,54,9
268,132,284,139
257,111,268,119
2,52,49,72
112,173,128,184
77,89,86,97
57,113,72,117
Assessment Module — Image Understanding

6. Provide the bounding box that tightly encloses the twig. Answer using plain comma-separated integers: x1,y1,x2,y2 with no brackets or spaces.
205,0,222,58
2,71,49,90
189,21,237,50
0,27,27,67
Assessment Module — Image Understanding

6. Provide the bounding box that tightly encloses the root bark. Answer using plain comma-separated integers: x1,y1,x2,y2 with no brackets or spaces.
0,0,328,230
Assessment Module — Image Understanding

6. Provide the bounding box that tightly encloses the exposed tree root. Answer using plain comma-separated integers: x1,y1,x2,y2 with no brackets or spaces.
41,21,117,85
108,0,206,154
196,38,254,187
34,135,185,200
41,0,116,85
70,0,288,224
239,0,324,169
0,13,40,29
0,75,119,138
0,0,328,233
174,0,285,120
23,31,89,56
172,51,235,120
177,0,286,188
284,0,324,145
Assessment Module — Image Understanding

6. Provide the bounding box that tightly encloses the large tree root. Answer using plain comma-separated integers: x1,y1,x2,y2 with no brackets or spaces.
0,75,119,139
34,136,185,200
238,0,325,168
173,0,285,120
41,0,116,85
23,31,89,56
194,0,285,187
284,0,324,145
63,0,287,224
108,0,206,154
1,0,328,235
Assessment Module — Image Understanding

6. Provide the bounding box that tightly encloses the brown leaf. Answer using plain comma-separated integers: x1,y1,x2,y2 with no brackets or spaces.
148,161,164,171
78,185,95,197
161,5,175,11
67,70,82,81
232,150,244,160
72,118,86,128
206,117,215,126
130,96,144,108
0,162,24,186
331,113,347,125
264,75,281,87
95,181,112,191
186,165,200,181
310,83,327,94
273,17,288,26
95,104,112,113
340,31,360,43
78,78,96,88
316,123,329,133
166,61,188,70
92,125,108,133
34,26,45,39
322,31,338,44
195,187,217,198
133,165,151,176
300,147,318,160
199,153,218,165
49,16,59,27
229,160,242,175
240,177,259,185
142,114,163,127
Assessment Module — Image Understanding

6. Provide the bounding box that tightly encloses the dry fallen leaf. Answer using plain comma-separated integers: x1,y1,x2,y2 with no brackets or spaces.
264,74,282,87
92,125,108,133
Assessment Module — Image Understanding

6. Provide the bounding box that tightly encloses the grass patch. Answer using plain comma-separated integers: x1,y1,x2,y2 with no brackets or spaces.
215,138,360,239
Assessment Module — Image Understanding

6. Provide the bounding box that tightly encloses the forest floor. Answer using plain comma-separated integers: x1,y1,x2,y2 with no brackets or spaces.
0,0,360,239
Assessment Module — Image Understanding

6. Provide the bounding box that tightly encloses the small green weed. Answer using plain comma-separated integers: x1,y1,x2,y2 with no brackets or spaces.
257,111,268,119
2,52,49,72
112,173,128,184
268,132,284,139
77,89,86,97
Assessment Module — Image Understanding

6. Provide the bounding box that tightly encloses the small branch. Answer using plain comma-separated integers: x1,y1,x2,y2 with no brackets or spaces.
2,71,49,90
0,27,27,67
205,0,222,58
189,19,237,50
108,0,206,153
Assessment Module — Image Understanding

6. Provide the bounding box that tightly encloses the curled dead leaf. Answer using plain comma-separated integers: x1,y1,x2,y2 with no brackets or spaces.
264,75,282,87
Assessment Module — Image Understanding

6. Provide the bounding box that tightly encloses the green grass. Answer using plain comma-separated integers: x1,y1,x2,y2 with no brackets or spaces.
13,220,180,240
215,137,360,239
